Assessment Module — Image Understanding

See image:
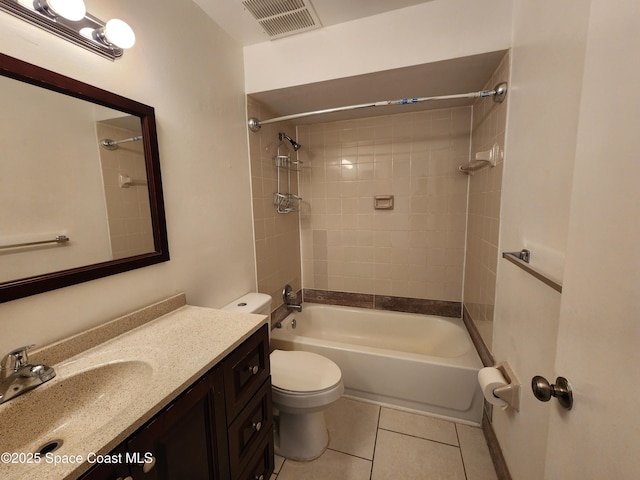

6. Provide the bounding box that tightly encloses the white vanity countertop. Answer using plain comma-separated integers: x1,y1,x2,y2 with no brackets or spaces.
0,299,268,480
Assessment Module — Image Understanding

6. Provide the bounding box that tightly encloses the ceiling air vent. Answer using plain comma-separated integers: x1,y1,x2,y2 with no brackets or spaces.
241,0,321,39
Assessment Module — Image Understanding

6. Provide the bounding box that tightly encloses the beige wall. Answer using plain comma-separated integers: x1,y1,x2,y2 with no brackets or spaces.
492,1,640,478
463,52,510,349
0,0,256,354
297,108,471,301
547,0,640,476
247,98,302,309
243,0,513,93
493,1,590,479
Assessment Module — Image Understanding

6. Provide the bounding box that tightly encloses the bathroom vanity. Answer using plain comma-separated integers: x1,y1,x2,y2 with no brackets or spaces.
0,294,274,480
80,326,273,480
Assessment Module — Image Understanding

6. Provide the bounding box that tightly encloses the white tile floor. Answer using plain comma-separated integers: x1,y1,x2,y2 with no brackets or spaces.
271,397,498,480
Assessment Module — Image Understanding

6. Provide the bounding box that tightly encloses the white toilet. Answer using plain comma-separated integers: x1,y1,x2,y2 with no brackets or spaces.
223,292,344,461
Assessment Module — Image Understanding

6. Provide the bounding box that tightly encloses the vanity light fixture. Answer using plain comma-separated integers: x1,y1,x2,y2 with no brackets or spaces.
0,0,135,60
92,18,135,50
33,0,86,21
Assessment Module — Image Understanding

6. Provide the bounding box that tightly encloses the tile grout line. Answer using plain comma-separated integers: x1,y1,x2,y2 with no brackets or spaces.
324,447,373,463
376,426,461,449
369,405,382,480
455,423,470,480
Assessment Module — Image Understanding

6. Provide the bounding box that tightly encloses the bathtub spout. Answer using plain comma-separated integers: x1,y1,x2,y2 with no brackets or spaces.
286,304,302,312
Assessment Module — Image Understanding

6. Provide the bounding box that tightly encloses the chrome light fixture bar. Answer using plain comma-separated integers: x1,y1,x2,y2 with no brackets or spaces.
0,0,135,61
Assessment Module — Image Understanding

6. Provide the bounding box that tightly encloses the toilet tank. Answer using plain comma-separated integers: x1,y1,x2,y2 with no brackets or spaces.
222,292,272,318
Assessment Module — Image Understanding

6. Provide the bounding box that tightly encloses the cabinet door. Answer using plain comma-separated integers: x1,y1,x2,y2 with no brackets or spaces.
127,366,229,480
77,445,129,480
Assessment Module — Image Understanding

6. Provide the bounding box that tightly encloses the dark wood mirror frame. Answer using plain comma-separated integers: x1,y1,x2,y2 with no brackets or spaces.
0,52,169,303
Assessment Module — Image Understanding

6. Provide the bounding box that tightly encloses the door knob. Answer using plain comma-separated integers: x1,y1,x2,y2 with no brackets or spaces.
531,375,573,410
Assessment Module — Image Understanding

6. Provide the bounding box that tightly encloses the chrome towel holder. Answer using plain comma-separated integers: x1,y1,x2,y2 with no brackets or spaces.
0,234,69,250
502,249,563,293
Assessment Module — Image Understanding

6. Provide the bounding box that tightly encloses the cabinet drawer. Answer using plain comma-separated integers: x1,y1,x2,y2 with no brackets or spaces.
236,425,274,480
228,378,273,479
223,324,270,421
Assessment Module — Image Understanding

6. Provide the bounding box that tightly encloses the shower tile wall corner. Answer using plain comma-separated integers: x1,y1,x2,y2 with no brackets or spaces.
463,51,510,351
247,97,302,309
296,107,472,303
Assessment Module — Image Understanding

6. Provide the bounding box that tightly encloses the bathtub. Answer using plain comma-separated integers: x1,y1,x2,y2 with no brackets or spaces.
270,303,484,424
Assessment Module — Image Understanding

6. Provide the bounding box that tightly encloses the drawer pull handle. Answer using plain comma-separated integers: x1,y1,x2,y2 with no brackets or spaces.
255,475,264,480
142,454,156,474
249,365,259,375
252,421,262,432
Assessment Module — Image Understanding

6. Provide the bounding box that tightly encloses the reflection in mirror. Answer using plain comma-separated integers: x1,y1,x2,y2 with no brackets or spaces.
0,52,169,302
96,116,154,260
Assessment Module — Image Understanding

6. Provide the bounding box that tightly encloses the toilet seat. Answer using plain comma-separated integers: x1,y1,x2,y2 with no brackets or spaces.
270,350,342,393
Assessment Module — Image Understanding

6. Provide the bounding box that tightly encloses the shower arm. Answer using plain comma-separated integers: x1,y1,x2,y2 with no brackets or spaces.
248,82,507,131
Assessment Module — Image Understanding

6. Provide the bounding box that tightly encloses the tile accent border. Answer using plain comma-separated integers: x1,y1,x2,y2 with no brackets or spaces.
30,293,187,366
462,304,497,438
462,304,495,367
466,305,511,480
482,410,512,480
302,289,461,318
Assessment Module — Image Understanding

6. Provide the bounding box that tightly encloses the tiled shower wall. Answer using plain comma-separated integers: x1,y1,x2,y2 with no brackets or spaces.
296,108,472,302
96,123,154,260
247,97,302,309
463,52,510,352
247,52,509,327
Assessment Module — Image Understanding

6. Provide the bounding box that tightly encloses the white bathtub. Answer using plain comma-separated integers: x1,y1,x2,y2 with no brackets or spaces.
270,303,484,424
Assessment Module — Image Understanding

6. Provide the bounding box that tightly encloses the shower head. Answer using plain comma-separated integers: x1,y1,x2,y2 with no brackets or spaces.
279,132,302,151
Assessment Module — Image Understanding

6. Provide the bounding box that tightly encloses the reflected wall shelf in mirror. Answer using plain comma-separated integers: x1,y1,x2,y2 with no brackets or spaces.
0,53,169,303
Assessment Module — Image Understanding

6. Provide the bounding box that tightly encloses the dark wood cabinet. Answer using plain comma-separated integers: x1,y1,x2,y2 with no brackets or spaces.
227,378,273,479
75,445,129,480
79,325,273,480
127,365,229,480
223,325,270,421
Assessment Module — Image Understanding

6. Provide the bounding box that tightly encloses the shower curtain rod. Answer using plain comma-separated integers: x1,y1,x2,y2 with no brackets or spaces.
248,82,507,131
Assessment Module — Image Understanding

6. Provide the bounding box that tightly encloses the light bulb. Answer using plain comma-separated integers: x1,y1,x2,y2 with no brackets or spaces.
45,0,86,21
103,19,135,49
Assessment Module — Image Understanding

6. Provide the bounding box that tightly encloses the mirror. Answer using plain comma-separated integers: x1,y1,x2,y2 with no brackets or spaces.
0,53,169,303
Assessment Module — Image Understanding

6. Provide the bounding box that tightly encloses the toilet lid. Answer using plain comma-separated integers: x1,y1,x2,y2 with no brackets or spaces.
270,350,342,393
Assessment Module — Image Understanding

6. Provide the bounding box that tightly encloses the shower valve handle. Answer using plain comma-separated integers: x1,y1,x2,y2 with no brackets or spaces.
283,284,297,303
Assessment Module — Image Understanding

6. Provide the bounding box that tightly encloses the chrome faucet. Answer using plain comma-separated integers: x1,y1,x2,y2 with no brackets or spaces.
0,345,56,405
283,284,302,312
